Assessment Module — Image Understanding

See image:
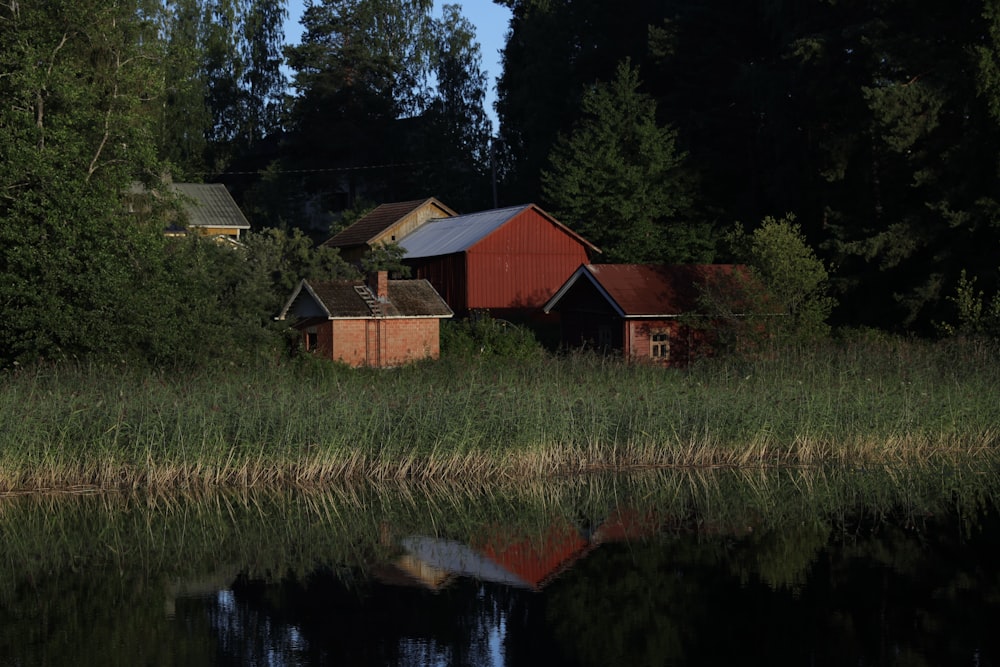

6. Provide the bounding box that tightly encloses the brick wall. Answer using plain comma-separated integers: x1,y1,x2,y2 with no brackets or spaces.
325,318,441,368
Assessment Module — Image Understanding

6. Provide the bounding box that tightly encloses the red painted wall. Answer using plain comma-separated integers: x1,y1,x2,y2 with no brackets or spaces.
408,254,467,314
467,208,590,311
411,208,592,315
624,320,716,367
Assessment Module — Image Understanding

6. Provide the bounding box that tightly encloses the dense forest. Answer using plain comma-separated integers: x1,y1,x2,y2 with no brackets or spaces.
2,0,999,367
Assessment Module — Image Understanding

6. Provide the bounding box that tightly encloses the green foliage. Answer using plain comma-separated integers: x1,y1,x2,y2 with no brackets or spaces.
239,0,288,145
937,270,1000,338
499,0,1000,334
440,314,544,360
156,0,287,176
282,0,493,218
0,339,997,492
0,0,172,365
496,0,656,205
135,230,356,366
743,215,836,341
286,0,435,128
242,227,359,302
541,60,711,263
801,2,1000,331
409,3,494,212
359,241,411,277
704,215,835,348
159,0,212,177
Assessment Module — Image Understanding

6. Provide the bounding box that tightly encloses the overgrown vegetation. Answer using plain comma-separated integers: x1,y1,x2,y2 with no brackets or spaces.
440,313,545,360
0,338,996,492
698,215,837,351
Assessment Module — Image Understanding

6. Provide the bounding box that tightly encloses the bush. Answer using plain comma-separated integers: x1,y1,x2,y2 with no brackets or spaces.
441,313,545,360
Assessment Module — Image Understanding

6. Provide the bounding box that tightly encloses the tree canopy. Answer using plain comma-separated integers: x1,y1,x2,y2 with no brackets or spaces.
541,60,710,264
498,0,1000,334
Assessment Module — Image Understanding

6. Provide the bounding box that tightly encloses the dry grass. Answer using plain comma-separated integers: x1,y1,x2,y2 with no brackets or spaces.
0,337,997,493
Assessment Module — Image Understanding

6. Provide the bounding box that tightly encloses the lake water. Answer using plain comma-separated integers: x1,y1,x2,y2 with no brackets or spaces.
2,466,999,666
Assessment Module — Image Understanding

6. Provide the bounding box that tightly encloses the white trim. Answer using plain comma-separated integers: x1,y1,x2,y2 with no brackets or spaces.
542,265,626,317
275,279,333,321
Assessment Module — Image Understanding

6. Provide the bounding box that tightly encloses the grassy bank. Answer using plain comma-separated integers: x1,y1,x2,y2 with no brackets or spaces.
0,337,997,491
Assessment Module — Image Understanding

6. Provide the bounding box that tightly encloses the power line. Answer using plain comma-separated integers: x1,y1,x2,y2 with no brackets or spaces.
201,159,441,177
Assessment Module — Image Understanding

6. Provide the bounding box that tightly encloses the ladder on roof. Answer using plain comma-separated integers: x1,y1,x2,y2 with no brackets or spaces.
354,285,381,316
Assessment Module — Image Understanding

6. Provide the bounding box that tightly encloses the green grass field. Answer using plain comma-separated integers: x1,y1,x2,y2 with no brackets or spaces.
0,337,997,492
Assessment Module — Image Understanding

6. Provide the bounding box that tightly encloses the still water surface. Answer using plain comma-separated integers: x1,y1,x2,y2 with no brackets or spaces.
2,467,1000,666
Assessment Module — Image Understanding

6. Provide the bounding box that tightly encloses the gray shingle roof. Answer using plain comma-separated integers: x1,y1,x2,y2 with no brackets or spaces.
277,278,453,320
171,183,250,230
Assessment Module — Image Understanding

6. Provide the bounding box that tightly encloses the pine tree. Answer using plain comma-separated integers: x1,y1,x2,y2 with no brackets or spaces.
541,60,710,263
411,3,494,211
159,0,212,176
241,0,288,145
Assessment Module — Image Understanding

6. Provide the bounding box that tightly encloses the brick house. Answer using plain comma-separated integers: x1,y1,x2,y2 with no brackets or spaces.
399,204,601,318
276,272,453,368
543,264,745,366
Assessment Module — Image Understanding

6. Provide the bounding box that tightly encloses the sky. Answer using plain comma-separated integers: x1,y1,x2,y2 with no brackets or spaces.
282,1,513,127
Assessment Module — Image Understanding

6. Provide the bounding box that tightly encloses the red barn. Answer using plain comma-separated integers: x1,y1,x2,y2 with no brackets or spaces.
398,204,600,317
543,264,746,366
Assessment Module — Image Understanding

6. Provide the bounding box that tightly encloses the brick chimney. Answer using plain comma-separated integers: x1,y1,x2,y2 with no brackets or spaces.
367,270,388,301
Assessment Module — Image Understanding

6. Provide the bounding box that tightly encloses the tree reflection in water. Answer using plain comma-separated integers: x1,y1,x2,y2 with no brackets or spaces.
2,467,1000,665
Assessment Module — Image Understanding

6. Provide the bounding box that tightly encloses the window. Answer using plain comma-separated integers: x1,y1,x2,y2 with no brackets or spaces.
651,331,669,359
305,327,318,351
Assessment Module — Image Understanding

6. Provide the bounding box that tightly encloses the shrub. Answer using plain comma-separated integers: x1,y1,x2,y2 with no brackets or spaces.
441,313,545,360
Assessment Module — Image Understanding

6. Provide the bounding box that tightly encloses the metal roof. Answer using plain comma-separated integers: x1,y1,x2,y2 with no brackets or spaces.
398,205,532,258
544,264,744,317
171,183,250,229
321,197,457,248
277,278,454,320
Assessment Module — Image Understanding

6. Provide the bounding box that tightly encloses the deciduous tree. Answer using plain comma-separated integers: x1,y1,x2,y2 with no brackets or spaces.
0,0,173,364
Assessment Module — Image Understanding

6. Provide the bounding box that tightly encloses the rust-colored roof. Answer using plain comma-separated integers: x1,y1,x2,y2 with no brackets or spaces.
321,198,457,248
277,277,454,320
545,264,745,317
473,523,592,591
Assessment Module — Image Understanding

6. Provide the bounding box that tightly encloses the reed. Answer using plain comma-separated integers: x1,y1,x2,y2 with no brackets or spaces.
0,337,997,491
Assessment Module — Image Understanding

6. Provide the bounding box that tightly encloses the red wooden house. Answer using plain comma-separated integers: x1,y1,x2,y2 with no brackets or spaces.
276,272,453,368
398,204,601,317
543,264,745,366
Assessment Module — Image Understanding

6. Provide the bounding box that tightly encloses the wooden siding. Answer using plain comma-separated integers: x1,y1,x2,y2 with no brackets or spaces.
466,208,590,311
407,207,592,315
370,203,453,245
194,226,242,237
410,254,469,314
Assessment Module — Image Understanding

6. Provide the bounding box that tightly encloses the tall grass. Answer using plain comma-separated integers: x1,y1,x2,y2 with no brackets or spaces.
0,337,997,491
